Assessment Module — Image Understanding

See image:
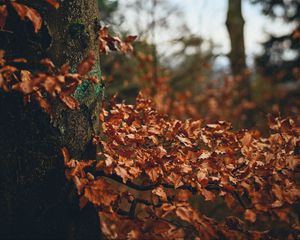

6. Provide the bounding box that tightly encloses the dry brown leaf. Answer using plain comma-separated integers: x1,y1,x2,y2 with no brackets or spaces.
59,94,80,110
11,2,42,33
152,186,167,202
0,5,8,30
244,209,256,223
45,0,60,9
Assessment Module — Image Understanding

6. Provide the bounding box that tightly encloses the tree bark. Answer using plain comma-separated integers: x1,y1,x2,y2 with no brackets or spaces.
0,1,103,239
226,0,246,75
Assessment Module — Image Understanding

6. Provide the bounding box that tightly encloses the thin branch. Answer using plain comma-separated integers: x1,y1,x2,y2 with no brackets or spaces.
94,170,220,193
115,197,162,219
233,191,247,209
95,170,160,191
91,169,247,209
159,217,197,233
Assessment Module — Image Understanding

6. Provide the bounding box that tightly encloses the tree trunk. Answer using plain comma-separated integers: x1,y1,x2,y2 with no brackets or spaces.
226,0,246,75
226,0,255,128
0,1,103,239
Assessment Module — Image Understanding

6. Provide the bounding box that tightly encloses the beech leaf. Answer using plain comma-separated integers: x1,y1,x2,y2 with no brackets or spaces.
11,2,42,33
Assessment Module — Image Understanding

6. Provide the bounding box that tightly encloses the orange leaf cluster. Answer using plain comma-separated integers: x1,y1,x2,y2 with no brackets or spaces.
64,93,300,239
99,26,137,54
0,51,99,113
0,0,59,33
11,2,42,33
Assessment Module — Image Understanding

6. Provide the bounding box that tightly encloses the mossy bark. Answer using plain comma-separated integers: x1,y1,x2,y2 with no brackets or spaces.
0,0,103,239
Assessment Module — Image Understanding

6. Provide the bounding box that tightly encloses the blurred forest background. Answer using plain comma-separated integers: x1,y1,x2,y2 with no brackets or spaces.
98,0,300,131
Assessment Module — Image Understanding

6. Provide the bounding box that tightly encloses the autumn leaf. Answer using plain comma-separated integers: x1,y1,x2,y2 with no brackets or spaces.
240,132,252,148
11,58,27,63
11,2,42,33
166,172,183,189
177,135,193,147
77,52,96,76
59,94,80,110
127,229,140,240
267,114,280,131
84,179,118,206
152,186,167,202
223,184,236,192
40,58,55,71
0,5,8,30
244,209,256,223
128,166,141,178
198,150,211,159
175,206,193,224
124,35,137,43
120,35,137,53
145,167,160,182
45,0,60,9
115,166,131,183
175,190,192,202
79,196,89,209
292,30,300,39
98,26,137,54
34,92,52,114
201,188,215,201
61,147,70,165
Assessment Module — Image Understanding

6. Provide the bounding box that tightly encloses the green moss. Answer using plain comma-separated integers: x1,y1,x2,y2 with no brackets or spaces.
73,60,103,107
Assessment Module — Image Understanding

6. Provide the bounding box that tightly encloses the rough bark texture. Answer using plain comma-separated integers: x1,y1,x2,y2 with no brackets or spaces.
226,0,246,75
0,0,103,239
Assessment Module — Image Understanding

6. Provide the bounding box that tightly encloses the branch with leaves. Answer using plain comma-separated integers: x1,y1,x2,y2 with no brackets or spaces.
62,94,300,239
0,2,299,239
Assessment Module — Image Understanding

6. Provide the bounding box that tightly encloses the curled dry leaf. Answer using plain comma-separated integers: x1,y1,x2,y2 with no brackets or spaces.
61,147,70,165
99,26,137,54
11,2,42,33
45,0,60,9
40,58,56,71
59,94,80,110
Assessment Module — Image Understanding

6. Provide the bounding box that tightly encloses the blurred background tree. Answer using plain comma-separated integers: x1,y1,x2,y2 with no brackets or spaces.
251,0,300,82
226,0,247,75
251,0,300,123
97,0,299,129
98,0,119,22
